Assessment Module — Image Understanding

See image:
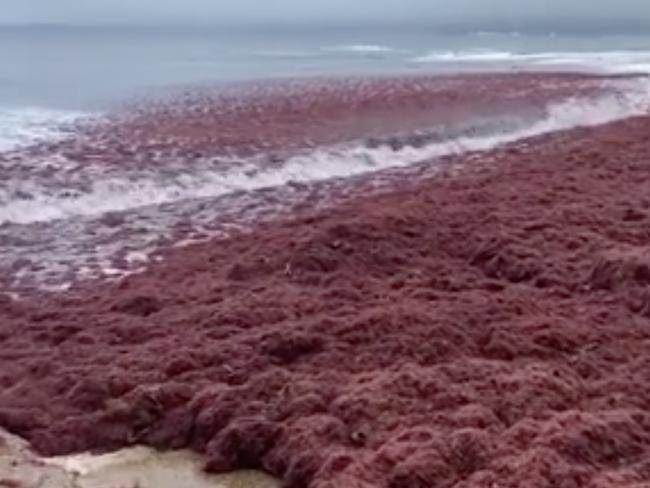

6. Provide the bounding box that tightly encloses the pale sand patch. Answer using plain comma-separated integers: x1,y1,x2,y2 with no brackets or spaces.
0,428,279,488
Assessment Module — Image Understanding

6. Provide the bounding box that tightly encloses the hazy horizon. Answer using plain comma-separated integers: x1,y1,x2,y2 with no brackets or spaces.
2,0,649,34
2,20,649,37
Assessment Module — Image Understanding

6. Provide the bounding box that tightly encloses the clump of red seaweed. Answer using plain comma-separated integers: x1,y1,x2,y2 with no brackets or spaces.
2,84,650,487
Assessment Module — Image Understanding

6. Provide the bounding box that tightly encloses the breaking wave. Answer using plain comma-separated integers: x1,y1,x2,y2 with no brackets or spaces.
253,44,397,60
0,106,91,152
412,49,650,74
325,44,396,54
1,78,648,226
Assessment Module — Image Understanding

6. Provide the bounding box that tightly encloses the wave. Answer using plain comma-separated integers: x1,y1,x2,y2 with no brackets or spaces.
325,44,396,54
0,106,91,152
1,78,648,226
412,49,650,74
415,50,516,62
250,45,396,60
246,44,398,62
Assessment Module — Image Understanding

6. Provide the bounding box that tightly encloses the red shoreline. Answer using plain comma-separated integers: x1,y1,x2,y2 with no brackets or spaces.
2,77,650,487
4,72,614,168
1,72,626,293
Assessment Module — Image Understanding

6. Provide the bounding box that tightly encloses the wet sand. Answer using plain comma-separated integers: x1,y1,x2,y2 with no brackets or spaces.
0,428,278,488
1,75,650,487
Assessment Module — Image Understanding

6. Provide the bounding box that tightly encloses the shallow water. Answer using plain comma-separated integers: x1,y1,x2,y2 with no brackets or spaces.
2,24,650,109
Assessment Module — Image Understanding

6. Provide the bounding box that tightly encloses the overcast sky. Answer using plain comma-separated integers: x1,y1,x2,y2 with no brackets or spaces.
2,0,649,29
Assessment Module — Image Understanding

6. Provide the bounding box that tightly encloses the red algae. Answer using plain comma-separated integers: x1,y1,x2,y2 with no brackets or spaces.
1,72,624,292
17,73,608,169
2,94,650,486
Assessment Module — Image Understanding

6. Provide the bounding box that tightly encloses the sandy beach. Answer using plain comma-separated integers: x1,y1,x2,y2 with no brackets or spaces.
1,73,650,487
0,427,278,487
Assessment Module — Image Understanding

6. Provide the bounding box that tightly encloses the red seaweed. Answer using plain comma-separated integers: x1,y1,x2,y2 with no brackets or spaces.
1,77,650,487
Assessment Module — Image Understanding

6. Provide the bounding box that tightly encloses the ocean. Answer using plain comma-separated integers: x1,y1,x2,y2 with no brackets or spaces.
2,24,650,148
3,25,650,108
2,24,650,291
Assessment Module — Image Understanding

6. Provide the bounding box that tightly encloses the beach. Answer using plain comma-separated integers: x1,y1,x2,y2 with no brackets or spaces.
1,70,650,486
0,427,279,487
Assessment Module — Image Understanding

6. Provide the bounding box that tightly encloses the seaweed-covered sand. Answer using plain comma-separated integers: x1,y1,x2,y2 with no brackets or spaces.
1,74,650,487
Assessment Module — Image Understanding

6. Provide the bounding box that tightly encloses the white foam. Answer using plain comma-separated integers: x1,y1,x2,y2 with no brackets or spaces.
415,50,516,62
412,49,650,74
0,106,90,152
1,78,648,226
325,44,396,54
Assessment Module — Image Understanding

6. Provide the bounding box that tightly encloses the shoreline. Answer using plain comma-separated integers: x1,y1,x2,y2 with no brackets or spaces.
0,427,278,487
2,74,650,486
2,72,647,293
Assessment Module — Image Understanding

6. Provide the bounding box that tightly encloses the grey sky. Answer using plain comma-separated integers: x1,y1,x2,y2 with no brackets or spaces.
2,0,649,28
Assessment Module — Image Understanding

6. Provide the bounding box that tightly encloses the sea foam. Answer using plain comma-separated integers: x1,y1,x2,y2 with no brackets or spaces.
1,78,648,226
